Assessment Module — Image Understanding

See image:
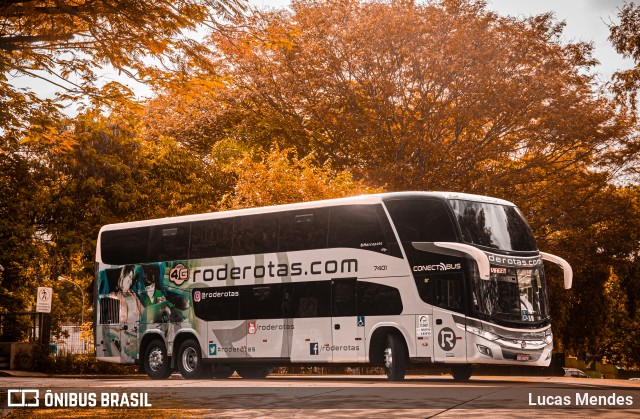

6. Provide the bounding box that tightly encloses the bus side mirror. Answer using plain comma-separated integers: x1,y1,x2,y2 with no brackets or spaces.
540,252,573,289
412,242,491,280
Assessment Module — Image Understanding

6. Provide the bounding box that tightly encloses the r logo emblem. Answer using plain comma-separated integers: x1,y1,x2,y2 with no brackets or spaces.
438,327,456,351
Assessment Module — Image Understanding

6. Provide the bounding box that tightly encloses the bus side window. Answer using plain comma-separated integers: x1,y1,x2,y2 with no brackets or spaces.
414,275,435,305
193,286,241,321
375,205,403,258
284,281,331,318
328,205,388,254
241,284,283,320
233,214,279,256
357,282,403,316
434,276,464,313
384,199,457,244
278,209,329,252
101,227,150,265
189,219,233,259
148,223,190,262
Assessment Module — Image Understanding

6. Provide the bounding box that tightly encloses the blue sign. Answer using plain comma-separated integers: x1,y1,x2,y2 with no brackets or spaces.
209,343,217,356
357,316,365,327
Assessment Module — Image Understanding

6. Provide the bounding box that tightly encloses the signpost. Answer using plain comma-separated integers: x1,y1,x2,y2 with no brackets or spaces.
36,287,52,313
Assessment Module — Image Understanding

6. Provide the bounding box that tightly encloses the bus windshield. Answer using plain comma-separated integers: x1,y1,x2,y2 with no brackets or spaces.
449,200,537,252
471,266,549,324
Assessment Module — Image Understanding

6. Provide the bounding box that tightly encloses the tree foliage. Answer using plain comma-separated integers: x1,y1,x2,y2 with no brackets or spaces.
145,0,640,365
201,0,637,191
0,0,246,137
220,146,380,209
610,1,640,109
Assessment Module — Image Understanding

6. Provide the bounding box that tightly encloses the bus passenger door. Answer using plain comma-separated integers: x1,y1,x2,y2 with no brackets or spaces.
287,281,332,362
432,275,467,363
331,278,365,362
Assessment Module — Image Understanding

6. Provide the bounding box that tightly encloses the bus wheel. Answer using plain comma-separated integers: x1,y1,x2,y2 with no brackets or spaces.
383,334,407,381
177,338,205,379
144,339,172,380
210,364,234,379
451,364,473,381
235,365,272,379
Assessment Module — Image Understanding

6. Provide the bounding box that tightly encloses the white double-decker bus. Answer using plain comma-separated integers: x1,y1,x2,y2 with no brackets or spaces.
94,192,572,381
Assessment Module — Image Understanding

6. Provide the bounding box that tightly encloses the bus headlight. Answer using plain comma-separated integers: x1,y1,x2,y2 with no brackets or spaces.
466,325,499,341
545,330,553,345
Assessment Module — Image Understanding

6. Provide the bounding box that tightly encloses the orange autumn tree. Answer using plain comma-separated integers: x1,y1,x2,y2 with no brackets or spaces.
205,0,634,192
0,0,246,136
144,0,640,365
0,0,247,324
220,146,380,210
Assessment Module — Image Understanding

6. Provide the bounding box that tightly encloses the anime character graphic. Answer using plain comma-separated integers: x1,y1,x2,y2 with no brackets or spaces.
136,263,192,351
98,263,191,363
138,264,174,325
110,265,143,324
105,265,143,362
140,264,167,307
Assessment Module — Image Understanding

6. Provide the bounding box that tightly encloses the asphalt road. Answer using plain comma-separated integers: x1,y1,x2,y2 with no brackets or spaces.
1,374,640,418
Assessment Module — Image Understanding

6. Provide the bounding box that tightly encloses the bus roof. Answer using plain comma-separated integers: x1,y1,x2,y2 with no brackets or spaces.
98,191,516,233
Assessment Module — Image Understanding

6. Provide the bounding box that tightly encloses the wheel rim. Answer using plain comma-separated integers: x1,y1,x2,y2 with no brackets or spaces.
182,347,198,373
148,347,164,372
384,346,393,370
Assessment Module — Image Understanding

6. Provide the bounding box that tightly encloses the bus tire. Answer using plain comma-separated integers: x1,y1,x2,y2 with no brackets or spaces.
451,364,473,381
235,365,272,379
144,339,172,380
210,365,234,379
177,338,205,379
383,334,407,381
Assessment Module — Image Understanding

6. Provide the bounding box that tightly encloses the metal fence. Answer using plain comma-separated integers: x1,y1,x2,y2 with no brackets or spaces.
51,325,93,355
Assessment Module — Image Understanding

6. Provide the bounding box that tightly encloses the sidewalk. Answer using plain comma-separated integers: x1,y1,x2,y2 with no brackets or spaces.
0,370,146,379
0,370,47,377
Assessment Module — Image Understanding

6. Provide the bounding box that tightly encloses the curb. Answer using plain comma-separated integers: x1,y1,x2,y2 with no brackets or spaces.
0,370,47,378
0,370,147,379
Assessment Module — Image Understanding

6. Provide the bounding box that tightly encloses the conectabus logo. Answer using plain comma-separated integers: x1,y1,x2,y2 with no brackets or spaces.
413,263,462,272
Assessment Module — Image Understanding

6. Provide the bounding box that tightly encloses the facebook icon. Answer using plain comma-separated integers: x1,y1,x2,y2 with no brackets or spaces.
310,342,319,355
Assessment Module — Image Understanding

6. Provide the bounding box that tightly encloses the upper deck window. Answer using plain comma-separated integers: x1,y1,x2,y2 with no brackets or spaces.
449,200,537,252
328,205,389,254
148,223,190,262
384,199,457,243
278,208,329,252
233,214,279,256
190,219,233,259
101,227,149,265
